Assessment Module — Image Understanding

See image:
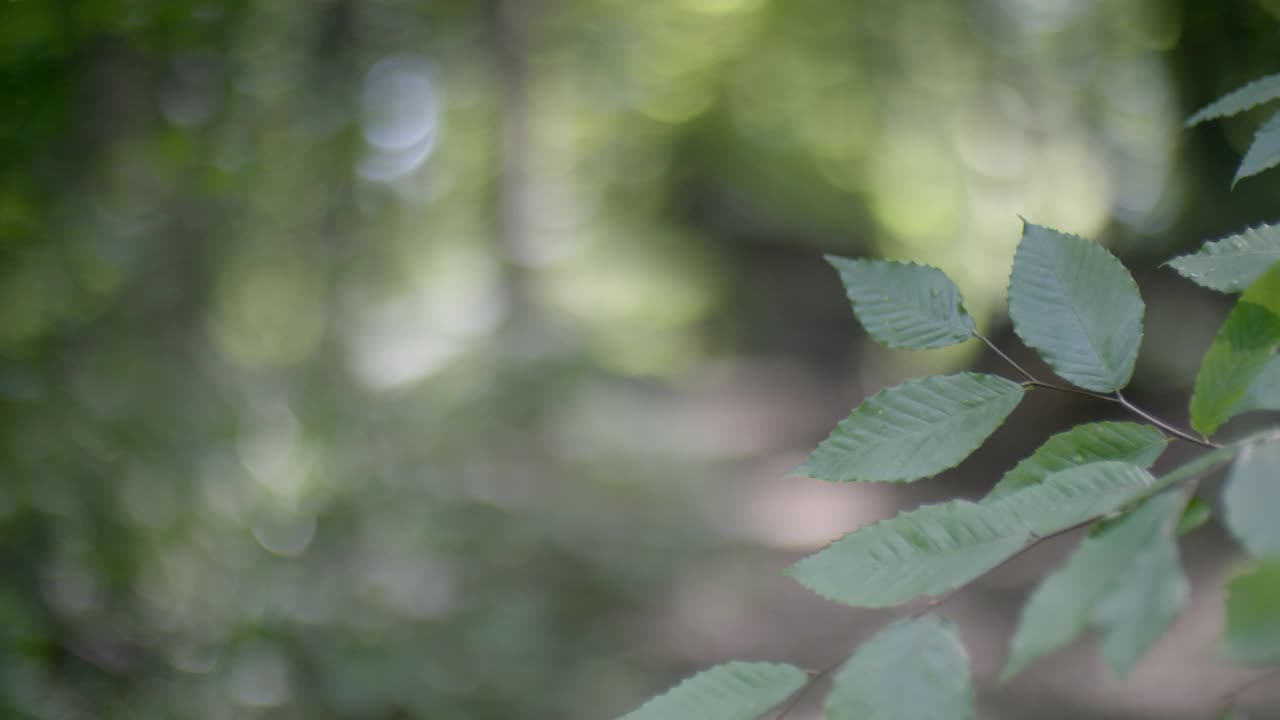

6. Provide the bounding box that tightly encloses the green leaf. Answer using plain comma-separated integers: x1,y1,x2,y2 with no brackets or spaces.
1190,263,1280,435
797,373,1024,483
1007,223,1144,392
1166,223,1280,293
984,422,1167,502
1236,111,1280,186
989,461,1156,536
617,662,807,720
825,616,974,720
1223,441,1280,557
1001,492,1184,681
1092,529,1188,678
786,501,1029,608
1225,557,1280,666
1235,354,1280,416
1177,496,1213,537
825,257,977,350
1186,74,1280,127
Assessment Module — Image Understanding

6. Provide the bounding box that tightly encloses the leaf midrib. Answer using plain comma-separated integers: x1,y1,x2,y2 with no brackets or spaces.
869,383,1017,453
1040,247,1117,383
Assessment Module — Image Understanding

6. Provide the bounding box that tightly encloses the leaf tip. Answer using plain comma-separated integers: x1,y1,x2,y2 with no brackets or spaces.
995,661,1023,686
785,457,817,480
823,254,855,273
1189,411,1217,439
779,557,817,587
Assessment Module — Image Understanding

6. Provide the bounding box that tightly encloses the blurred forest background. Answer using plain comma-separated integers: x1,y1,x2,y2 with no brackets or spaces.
2,1,1280,718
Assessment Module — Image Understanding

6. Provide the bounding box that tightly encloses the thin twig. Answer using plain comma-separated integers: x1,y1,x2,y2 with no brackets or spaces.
978,334,1037,384
909,516,1097,620
909,588,962,620
1021,379,1117,403
977,332,1114,401
1215,668,1280,713
777,441,1249,720
792,519,1128,717
1115,391,1219,449
785,514,1161,719
774,658,841,719
977,331,1218,449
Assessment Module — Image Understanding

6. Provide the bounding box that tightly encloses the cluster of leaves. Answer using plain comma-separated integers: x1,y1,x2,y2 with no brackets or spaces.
619,76,1280,719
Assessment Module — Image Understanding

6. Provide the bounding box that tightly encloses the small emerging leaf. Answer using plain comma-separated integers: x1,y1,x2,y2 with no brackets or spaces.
1001,492,1185,681
1167,223,1280,293
1235,111,1280,186
984,422,1166,502
1177,497,1213,537
798,373,1024,483
990,461,1157,536
826,616,974,720
1186,74,1280,127
1190,262,1280,435
786,501,1029,608
1223,441,1280,557
616,662,807,720
1007,223,1144,392
1225,558,1280,666
826,257,977,350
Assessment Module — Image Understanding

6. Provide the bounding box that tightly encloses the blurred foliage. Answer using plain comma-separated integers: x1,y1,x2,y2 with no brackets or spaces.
0,0,1278,718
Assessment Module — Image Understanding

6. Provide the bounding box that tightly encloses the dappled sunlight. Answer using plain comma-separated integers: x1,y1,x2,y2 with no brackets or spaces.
346,242,504,389
358,55,440,183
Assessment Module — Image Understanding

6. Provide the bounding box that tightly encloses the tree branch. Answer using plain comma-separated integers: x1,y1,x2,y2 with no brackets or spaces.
978,334,1037,384
773,659,841,719
1116,390,1219,449
776,434,1262,720
976,331,1218,448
